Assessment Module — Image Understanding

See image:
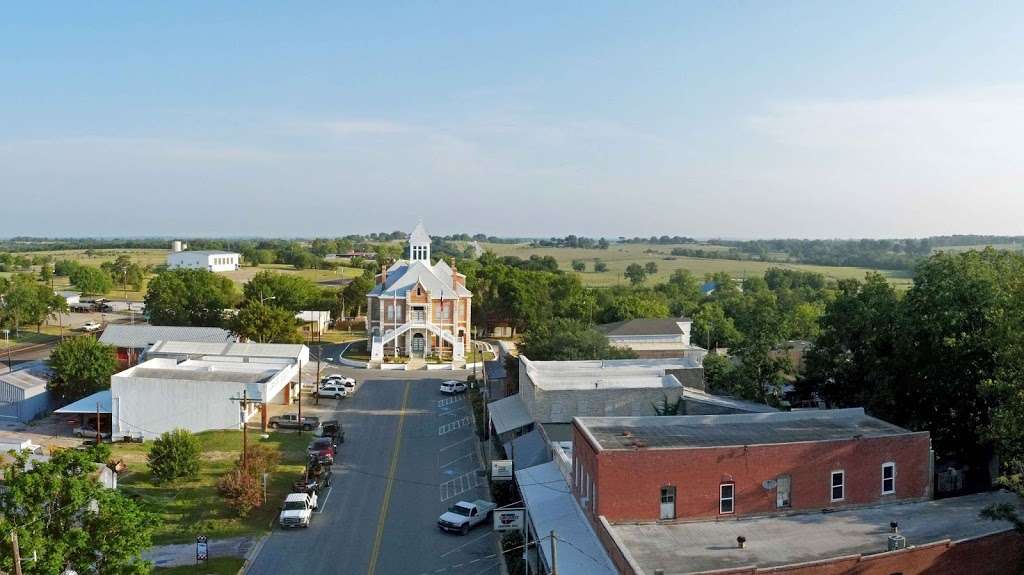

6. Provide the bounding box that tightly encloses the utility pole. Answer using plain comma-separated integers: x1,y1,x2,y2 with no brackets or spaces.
11,530,22,575
297,365,303,436
95,402,101,445
230,389,251,470
549,530,557,575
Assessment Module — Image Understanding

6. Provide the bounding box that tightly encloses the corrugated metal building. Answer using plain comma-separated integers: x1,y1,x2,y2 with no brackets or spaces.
0,362,52,422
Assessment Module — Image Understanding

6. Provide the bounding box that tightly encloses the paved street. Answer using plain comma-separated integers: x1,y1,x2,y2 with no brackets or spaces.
246,369,500,575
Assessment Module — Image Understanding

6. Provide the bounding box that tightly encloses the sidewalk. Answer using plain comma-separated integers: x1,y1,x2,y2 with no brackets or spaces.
145,535,256,568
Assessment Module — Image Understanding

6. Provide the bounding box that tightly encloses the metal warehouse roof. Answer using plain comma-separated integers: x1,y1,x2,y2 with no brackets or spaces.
130,367,276,384
576,408,917,451
55,389,112,415
522,356,701,391
146,340,305,360
504,429,552,470
488,394,533,435
516,462,618,575
0,362,50,391
99,325,235,349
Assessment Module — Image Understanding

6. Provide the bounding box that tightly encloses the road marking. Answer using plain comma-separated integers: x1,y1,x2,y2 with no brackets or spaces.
439,529,495,558
366,381,412,575
439,436,474,452
440,452,474,468
438,416,470,436
315,485,333,513
439,470,482,502
437,396,464,407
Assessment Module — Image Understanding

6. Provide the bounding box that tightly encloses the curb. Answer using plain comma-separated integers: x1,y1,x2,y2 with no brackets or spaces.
237,531,271,575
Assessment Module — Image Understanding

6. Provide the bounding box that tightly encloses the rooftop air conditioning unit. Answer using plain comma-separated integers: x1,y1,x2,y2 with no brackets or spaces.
887,534,906,551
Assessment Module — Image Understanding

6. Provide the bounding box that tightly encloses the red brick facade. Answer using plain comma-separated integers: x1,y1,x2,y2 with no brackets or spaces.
572,423,932,522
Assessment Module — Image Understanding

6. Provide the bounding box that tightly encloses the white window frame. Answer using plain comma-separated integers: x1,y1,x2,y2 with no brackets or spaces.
831,470,845,502
719,483,735,515
881,462,896,495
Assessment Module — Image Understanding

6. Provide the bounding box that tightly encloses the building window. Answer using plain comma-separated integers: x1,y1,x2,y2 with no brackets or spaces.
776,474,791,508
660,486,676,520
831,470,845,502
386,306,394,320
882,462,896,495
719,483,734,514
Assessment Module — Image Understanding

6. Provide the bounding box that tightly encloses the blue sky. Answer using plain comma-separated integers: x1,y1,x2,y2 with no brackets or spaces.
2,2,1023,238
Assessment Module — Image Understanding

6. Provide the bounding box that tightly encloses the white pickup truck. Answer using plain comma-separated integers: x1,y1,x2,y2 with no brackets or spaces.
279,492,318,528
437,500,496,534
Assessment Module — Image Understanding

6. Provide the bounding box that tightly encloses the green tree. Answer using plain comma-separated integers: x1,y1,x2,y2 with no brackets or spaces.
243,271,321,312
39,263,53,283
340,270,375,319
1,274,53,333
599,292,670,323
145,269,239,326
593,260,608,273
571,260,586,272
657,269,702,317
101,255,145,291
519,318,637,361
148,429,201,484
47,336,118,403
0,449,155,575
624,263,647,285
691,302,742,349
644,261,658,275
70,265,114,294
229,302,303,343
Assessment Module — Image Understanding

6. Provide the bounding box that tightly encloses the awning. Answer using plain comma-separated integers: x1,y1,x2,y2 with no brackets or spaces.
516,462,617,575
504,429,552,471
54,390,112,415
488,394,532,435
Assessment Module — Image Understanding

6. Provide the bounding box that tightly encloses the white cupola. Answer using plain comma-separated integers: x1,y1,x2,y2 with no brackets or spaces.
409,222,431,262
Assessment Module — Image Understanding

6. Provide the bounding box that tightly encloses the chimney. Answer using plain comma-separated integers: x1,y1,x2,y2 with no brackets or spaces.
381,259,389,286
450,257,463,288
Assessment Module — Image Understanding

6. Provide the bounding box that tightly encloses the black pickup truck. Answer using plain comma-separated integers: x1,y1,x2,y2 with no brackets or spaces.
268,414,320,431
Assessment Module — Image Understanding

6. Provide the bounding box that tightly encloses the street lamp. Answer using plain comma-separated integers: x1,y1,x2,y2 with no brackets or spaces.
259,293,276,305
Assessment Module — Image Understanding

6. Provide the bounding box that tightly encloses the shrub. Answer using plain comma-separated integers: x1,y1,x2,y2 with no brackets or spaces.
217,469,264,517
147,429,201,484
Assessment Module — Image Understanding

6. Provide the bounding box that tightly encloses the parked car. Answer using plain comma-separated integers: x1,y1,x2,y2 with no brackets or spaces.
279,492,318,528
315,383,348,399
438,500,496,535
315,420,345,444
440,380,468,394
73,423,111,439
322,374,357,388
268,414,320,431
307,437,336,465
81,321,102,333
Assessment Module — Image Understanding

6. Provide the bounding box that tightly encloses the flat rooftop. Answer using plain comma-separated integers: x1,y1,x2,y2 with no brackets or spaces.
609,491,1023,574
522,356,700,391
119,359,285,384
576,408,916,450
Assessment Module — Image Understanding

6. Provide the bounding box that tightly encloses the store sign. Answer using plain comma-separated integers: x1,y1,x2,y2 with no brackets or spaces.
492,460,513,481
493,508,525,531
196,535,209,562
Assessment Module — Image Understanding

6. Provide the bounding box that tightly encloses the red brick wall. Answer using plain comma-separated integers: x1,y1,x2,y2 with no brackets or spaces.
576,424,931,522
683,530,1023,575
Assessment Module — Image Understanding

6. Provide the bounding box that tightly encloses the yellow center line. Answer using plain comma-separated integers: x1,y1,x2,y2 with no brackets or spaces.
367,381,412,575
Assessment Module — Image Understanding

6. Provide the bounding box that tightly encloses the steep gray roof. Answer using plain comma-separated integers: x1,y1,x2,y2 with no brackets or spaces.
409,222,431,245
99,325,236,349
597,318,691,336
368,259,471,298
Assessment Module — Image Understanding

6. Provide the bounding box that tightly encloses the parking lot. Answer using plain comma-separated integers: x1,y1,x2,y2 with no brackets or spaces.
246,370,500,575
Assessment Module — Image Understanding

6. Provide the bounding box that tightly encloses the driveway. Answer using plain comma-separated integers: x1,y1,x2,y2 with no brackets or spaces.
245,370,500,575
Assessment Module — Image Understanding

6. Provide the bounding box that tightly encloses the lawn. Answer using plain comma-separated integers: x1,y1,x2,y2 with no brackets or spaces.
316,329,367,344
221,263,363,287
113,430,309,545
153,557,245,575
468,242,915,288
0,331,59,350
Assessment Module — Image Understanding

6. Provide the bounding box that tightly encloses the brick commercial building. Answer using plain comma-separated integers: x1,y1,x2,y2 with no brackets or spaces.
571,408,932,522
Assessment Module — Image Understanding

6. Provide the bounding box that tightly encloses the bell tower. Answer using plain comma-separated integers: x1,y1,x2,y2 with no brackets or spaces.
409,221,431,262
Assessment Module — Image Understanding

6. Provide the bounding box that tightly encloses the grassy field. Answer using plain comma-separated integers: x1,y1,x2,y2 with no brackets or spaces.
470,242,915,288
153,557,245,574
113,430,309,545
